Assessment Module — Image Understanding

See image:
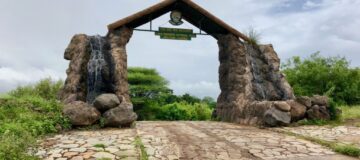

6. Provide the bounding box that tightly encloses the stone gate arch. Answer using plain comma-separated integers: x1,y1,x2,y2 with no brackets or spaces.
60,0,314,127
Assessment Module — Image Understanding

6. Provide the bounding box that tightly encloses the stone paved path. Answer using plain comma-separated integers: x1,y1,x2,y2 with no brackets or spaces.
35,122,358,160
275,125,360,148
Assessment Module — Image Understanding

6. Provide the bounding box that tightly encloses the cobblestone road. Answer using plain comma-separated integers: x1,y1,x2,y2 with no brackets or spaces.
35,122,359,160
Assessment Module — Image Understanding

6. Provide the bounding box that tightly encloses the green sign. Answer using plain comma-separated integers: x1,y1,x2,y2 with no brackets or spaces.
155,27,196,40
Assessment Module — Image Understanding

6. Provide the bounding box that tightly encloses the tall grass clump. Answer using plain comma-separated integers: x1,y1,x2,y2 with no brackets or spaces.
245,27,261,47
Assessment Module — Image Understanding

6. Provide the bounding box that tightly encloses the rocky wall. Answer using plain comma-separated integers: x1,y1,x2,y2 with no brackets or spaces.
214,34,331,126
108,27,133,103
58,34,91,103
59,27,136,127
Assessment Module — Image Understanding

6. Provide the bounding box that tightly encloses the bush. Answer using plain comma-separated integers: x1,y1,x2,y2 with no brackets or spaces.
157,102,212,121
282,52,360,105
0,78,70,160
9,78,63,100
128,67,216,120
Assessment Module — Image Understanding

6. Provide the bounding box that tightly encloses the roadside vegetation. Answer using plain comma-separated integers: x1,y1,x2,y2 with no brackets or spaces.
282,52,360,125
282,52,360,105
134,136,149,160
0,78,70,160
0,68,215,159
128,67,215,121
282,131,360,158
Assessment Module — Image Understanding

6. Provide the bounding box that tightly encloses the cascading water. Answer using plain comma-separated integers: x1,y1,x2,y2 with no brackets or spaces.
246,44,267,100
246,44,290,101
86,35,113,103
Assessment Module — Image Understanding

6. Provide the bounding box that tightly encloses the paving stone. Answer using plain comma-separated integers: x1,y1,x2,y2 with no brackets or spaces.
105,147,119,153
80,151,95,159
63,151,78,158
32,122,358,160
69,147,87,153
92,152,115,159
58,144,79,149
70,156,84,160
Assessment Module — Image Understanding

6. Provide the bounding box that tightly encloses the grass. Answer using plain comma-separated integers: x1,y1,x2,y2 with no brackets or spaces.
281,131,360,157
339,105,360,120
0,78,70,160
245,27,261,47
0,93,9,98
134,136,148,160
297,119,343,127
93,143,106,150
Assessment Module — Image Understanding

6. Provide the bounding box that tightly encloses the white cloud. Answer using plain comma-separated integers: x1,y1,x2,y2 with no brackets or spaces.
303,0,323,10
0,67,64,92
170,80,220,99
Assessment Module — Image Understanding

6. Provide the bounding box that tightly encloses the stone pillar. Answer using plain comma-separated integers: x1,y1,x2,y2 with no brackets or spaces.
59,34,91,103
108,27,133,103
215,34,296,125
216,34,254,122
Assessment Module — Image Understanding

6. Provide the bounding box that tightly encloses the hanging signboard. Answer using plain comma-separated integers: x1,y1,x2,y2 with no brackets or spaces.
155,27,196,40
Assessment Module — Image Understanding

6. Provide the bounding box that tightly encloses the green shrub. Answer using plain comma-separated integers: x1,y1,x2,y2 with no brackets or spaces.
282,52,360,105
9,78,63,100
0,78,70,160
157,102,212,121
128,67,216,120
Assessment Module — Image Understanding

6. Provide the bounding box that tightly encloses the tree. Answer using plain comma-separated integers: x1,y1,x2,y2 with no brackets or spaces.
128,67,215,120
282,52,360,105
128,67,172,111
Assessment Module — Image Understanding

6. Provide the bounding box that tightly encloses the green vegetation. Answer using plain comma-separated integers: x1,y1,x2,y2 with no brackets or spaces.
128,67,214,121
282,131,360,157
339,105,360,120
283,53,360,125
297,119,334,126
93,143,106,150
134,136,148,160
245,27,261,47
334,145,360,157
0,68,214,159
0,78,70,160
282,52,360,105
157,102,212,120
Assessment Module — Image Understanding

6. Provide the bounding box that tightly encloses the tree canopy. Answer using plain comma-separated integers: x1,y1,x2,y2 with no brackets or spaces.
282,52,360,105
128,67,215,120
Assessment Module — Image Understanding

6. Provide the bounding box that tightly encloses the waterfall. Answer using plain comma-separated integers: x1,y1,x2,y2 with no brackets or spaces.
86,35,108,103
246,44,266,100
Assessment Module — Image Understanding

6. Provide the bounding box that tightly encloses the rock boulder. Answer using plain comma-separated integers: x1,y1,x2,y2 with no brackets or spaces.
274,101,291,112
264,107,291,127
296,96,312,108
287,100,307,122
307,105,330,120
63,101,101,126
93,94,121,112
311,95,329,106
103,102,137,127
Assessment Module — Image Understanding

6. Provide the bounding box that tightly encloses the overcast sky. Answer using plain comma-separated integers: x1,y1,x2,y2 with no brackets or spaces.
0,0,359,99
